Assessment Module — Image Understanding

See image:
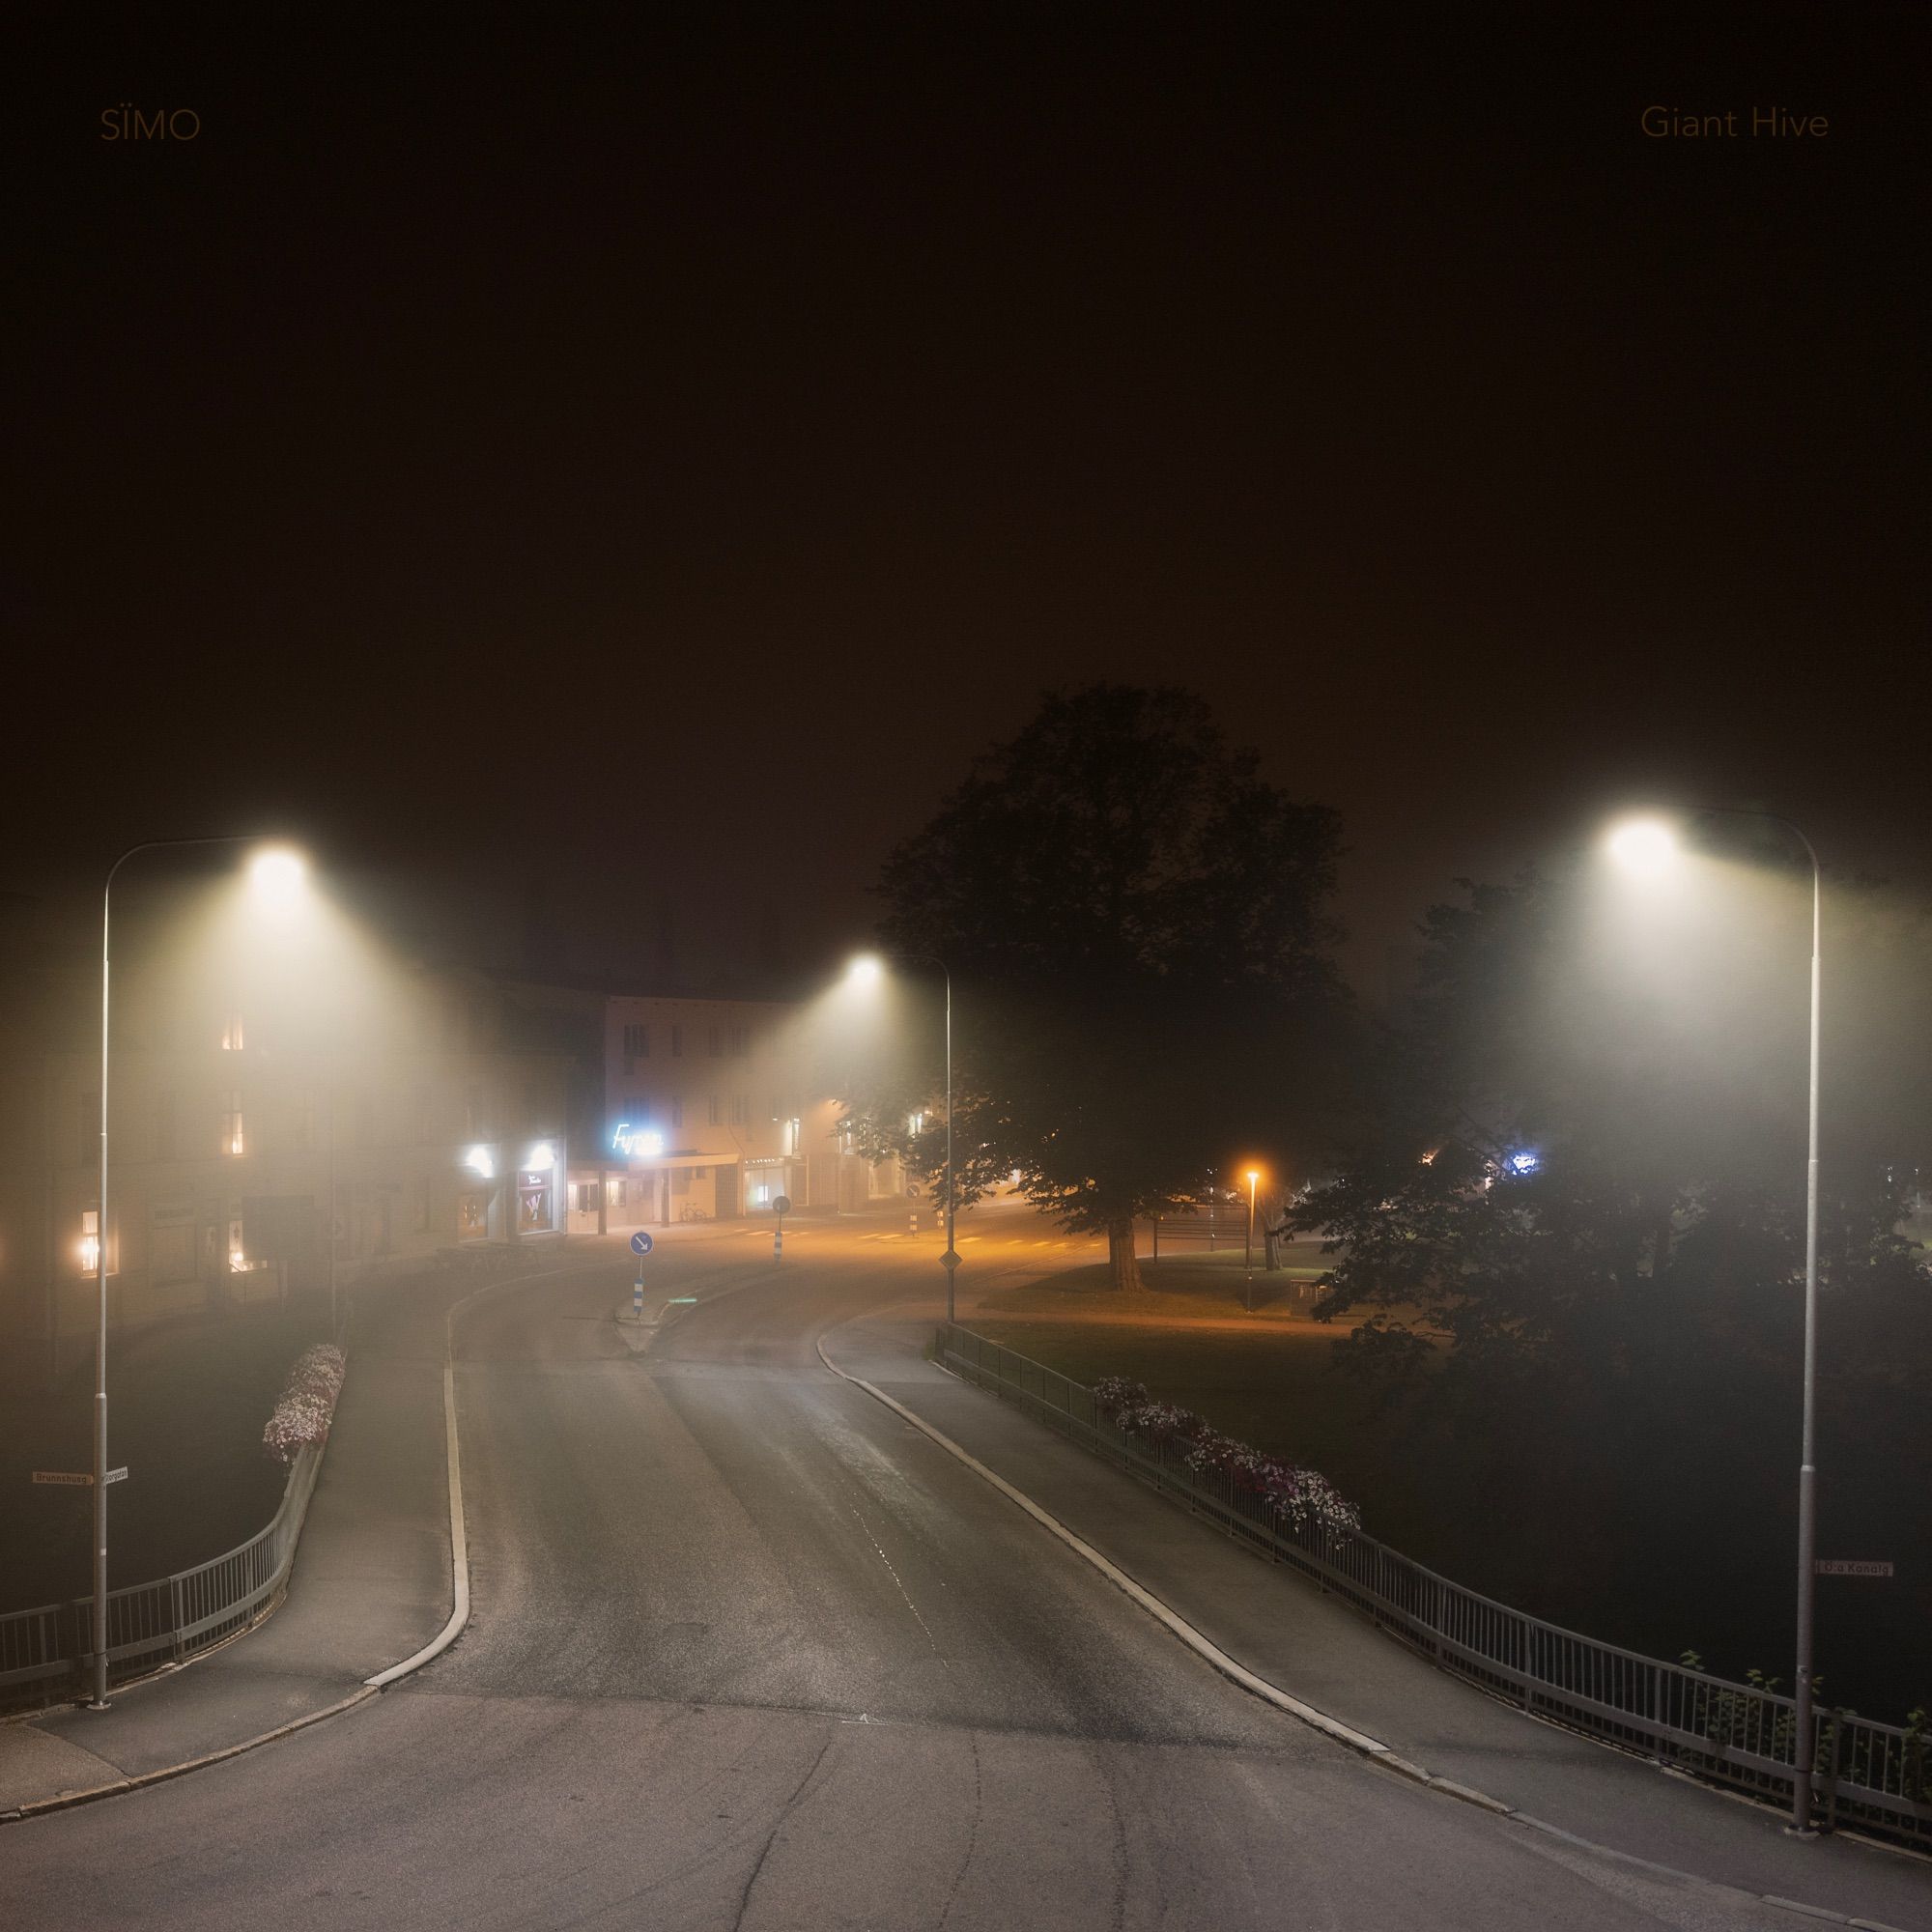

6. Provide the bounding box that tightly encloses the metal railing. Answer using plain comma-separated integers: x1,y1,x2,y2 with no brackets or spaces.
935,1322,1932,1847
0,1438,326,1715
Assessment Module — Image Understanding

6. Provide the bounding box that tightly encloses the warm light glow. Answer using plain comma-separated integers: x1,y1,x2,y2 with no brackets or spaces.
526,1141,554,1169
1605,818,1679,879
79,1209,99,1275
229,1246,248,1272
247,845,308,907
1245,1168,1261,1185
845,953,885,988
464,1145,496,1179
611,1122,664,1158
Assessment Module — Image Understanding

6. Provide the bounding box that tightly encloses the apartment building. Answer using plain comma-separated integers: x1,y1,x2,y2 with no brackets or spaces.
0,961,571,1381
500,982,902,1233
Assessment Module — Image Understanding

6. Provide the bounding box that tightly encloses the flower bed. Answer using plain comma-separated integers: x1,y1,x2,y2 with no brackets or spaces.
262,1343,347,1463
1090,1375,1359,1535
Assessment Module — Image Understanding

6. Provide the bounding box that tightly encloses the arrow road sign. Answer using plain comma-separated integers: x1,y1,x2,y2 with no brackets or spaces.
630,1231,654,1256
33,1471,92,1487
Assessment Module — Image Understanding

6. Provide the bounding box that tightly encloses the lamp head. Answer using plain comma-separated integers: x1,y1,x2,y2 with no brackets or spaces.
247,845,308,908
1605,818,1678,880
845,952,885,988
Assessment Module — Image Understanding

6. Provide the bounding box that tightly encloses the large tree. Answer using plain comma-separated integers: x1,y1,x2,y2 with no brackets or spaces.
850,684,1350,1289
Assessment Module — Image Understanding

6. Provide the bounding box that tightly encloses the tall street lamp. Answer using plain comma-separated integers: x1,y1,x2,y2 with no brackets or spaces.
846,952,956,1321
1605,810,1823,1833
90,837,306,1709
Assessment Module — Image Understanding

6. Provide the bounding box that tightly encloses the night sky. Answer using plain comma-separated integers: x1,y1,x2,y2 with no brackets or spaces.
13,8,1926,990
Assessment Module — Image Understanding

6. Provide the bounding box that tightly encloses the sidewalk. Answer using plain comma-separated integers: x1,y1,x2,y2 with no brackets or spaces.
0,1273,455,1813
823,1308,1932,1932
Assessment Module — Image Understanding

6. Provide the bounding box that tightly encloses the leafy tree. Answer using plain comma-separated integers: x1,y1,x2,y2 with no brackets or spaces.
848,684,1350,1289
1292,862,1930,1386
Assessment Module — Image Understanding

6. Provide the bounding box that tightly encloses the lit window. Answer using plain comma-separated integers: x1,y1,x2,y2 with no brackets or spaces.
221,1011,245,1051
228,1216,248,1272
221,1091,244,1155
79,1208,100,1275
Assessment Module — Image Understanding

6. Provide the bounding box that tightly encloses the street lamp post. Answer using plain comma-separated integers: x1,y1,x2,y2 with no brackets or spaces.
1607,810,1824,1833
848,952,956,1321
90,837,304,1709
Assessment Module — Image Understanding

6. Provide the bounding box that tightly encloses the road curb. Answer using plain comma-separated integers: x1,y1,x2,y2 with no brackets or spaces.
813,1325,1916,1932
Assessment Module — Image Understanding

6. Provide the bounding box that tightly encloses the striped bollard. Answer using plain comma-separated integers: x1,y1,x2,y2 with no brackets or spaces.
909,1210,919,1236
774,1227,783,1263
633,1276,643,1319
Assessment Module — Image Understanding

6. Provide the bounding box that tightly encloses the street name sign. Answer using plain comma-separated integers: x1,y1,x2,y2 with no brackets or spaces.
104,1466,128,1485
33,1471,92,1487
630,1231,654,1256
1814,1560,1892,1577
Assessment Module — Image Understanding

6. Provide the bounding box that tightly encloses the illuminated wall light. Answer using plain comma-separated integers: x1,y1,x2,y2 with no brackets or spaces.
464,1145,496,1179
526,1141,554,1169
79,1208,99,1275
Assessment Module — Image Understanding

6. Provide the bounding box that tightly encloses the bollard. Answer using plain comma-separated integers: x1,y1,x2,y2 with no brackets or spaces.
633,1276,643,1319
909,1210,919,1236
774,1228,782,1263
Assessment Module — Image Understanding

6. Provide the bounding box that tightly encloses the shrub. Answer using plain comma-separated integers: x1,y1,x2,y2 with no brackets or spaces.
262,1343,347,1463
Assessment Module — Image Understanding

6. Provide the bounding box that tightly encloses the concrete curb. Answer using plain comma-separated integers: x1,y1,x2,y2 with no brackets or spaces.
366,1258,618,1690
812,1325,1917,1932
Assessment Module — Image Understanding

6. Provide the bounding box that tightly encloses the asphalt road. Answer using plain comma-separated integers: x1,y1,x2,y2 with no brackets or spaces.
0,1224,1900,1928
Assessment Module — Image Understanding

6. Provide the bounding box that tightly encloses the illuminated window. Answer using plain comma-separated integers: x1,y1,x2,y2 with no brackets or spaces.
221,1010,245,1052
79,1208,100,1276
228,1216,248,1272
220,1091,244,1156
783,1118,801,1154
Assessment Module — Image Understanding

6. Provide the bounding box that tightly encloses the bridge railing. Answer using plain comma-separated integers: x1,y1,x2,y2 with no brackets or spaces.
0,1438,325,1715
935,1322,1932,1848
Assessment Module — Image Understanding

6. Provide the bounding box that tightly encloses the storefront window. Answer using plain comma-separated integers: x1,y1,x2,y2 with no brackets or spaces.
519,1169,553,1233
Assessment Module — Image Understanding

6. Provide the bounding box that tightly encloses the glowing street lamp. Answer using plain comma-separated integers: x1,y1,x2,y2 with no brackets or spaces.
846,951,956,1321
1244,1168,1261,1269
90,836,308,1710
1605,808,1826,1833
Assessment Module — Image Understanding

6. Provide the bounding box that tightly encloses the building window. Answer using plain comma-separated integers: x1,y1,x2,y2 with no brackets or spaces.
221,1010,245,1052
623,1022,649,1059
221,1091,245,1156
708,1094,720,1125
79,1208,100,1277
670,1096,684,1129
728,1094,748,1125
784,1117,802,1155
707,1024,721,1057
227,1215,249,1273
670,1024,683,1057
730,1025,749,1058
459,1190,490,1238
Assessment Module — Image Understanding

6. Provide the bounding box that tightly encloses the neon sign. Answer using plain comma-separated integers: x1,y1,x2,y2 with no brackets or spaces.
611,1122,664,1158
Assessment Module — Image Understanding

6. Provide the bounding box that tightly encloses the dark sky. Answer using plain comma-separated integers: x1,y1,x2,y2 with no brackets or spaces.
12,7,1926,991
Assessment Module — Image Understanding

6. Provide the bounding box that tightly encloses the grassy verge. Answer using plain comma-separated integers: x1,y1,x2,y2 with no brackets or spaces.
967,1282,1928,1722
0,1308,326,1612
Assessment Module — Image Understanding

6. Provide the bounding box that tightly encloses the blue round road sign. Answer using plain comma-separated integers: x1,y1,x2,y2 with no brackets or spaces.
630,1231,654,1256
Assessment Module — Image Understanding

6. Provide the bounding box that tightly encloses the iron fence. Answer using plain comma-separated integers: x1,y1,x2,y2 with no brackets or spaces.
935,1322,1932,1848
0,1438,326,1715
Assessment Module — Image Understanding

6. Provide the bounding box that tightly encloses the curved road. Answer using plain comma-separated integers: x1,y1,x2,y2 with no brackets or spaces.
0,1229,1892,1928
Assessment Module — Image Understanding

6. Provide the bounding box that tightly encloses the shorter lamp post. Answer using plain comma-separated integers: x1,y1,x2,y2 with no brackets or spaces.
846,952,957,1321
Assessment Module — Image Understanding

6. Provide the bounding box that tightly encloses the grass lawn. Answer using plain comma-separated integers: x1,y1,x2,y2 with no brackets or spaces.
0,1308,327,1613
975,1249,1336,1323
967,1271,1930,1722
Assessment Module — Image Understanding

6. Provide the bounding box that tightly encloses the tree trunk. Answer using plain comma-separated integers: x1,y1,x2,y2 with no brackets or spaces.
1108,1217,1142,1293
